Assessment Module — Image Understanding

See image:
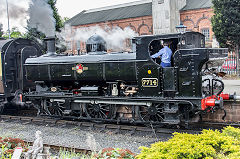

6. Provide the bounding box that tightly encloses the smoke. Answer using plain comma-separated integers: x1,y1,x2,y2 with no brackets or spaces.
58,25,138,52
0,0,28,31
28,0,56,37
55,24,73,50
0,0,28,19
8,3,28,20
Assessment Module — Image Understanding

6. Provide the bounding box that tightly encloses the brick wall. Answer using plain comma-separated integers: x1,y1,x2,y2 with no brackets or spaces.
180,8,214,47
202,101,240,123
71,16,153,54
69,8,215,53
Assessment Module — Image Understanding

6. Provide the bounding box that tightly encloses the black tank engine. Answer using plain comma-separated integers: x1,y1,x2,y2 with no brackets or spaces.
0,32,230,125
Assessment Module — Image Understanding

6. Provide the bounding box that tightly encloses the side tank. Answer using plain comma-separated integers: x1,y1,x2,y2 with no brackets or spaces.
25,35,137,84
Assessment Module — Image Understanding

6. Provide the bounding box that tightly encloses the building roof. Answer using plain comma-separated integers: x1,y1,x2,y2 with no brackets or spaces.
67,0,213,26
181,0,213,11
66,0,152,26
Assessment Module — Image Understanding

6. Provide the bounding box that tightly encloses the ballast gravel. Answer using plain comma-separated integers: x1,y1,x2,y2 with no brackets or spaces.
0,120,171,153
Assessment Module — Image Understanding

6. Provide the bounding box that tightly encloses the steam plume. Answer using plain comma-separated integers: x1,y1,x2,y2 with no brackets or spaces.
0,0,28,20
58,25,138,52
28,0,56,36
0,0,28,31
8,3,28,20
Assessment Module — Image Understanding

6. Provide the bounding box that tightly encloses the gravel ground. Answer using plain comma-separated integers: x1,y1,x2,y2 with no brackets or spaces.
0,120,171,153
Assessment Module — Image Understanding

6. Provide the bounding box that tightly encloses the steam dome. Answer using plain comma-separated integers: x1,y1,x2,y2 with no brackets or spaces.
86,34,107,53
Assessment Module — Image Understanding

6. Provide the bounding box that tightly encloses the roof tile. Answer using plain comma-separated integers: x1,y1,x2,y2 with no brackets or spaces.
67,0,213,26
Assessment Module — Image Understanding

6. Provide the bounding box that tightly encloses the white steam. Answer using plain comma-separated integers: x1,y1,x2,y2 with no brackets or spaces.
28,0,55,36
0,0,29,31
58,25,138,52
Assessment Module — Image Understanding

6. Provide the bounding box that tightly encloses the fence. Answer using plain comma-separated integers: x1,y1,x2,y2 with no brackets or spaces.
220,55,238,75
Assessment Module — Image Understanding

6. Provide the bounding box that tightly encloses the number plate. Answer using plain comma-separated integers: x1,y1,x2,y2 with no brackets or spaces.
142,78,158,87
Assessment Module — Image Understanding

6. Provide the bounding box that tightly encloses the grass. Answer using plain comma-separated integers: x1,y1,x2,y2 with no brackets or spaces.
57,149,94,159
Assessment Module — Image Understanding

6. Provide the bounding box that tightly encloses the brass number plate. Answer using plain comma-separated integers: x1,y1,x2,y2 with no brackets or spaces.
142,78,158,87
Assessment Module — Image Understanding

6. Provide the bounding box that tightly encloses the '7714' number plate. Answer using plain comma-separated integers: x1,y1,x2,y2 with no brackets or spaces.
142,78,158,87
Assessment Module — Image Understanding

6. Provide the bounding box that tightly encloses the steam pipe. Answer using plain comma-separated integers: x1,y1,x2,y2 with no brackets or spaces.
219,92,240,101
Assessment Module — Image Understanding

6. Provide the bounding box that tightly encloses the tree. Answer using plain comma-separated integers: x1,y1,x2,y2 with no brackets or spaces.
26,0,64,38
24,27,46,40
2,27,24,39
25,0,64,53
211,0,240,75
48,0,64,32
62,17,70,24
10,27,23,38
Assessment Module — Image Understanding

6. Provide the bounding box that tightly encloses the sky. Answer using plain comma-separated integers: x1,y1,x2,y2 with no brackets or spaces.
0,0,138,33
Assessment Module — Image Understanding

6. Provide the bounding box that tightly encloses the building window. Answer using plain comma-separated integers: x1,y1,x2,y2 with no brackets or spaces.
201,28,210,41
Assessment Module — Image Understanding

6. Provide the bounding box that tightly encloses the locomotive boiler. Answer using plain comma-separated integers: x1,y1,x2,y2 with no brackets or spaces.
0,32,235,126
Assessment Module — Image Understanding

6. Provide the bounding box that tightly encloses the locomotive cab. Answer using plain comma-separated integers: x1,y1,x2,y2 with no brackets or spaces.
147,32,205,67
149,38,178,66
133,31,224,98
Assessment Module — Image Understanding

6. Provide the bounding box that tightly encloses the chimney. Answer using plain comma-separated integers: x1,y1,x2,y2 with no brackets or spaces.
152,0,186,35
44,37,56,55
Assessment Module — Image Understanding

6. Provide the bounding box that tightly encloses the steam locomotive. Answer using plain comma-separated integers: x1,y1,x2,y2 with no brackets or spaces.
0,32,235,126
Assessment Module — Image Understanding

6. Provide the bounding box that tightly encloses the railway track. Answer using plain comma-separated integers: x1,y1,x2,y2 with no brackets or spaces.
24,140,92,155
1,114,238,136
0,115,198,135
1,114,239,156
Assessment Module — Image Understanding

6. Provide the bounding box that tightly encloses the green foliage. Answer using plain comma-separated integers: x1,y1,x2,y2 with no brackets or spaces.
24,27,46,41
25,0,64,52
10,27,23,38
137,127,240,159
25,0,63,37
93,147,136,159
2,27,24,39
211,0,240,49
47,0,63,32
62,17,70,24
222,126,240,142
58,149,91,159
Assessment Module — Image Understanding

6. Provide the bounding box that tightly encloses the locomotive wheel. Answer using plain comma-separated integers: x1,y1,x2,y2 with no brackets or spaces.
43,100,64,116
138,104,164,122
85,103,114,119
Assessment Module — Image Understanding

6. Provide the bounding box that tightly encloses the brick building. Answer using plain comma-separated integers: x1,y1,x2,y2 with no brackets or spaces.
66,0,216,53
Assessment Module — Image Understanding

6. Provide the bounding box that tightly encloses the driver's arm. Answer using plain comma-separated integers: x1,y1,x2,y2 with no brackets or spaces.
151,48,164,58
